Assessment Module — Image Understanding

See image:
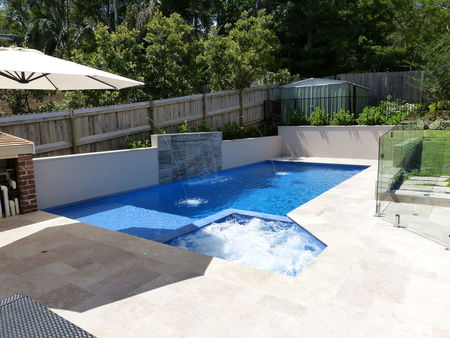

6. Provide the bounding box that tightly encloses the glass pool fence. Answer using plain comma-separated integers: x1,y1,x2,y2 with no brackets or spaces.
376,122,450,247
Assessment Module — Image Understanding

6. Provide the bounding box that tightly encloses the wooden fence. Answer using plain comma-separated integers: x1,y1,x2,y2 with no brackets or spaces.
0,85,280,157
324,71,426,105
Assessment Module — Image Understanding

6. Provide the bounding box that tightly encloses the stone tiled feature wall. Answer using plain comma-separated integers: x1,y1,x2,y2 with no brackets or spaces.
152,132,222,184
15,154,38,213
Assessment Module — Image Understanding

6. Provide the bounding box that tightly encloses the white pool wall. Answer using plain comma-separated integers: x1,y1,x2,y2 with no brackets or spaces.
34,127,390,209
278,126,392,160
222,136,282,170
34,147,159,209
34,136,283,209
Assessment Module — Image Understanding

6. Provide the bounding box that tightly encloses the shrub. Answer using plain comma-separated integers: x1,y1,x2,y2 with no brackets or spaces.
222,122,243,139
416,119,427,130
197,120,212,132
356,106,385,125
357,97,419,125
258,123,278,136
288,110,308,125
128,139,151,148
427,100,450,120
330,109,354,125
222,122,263,139
429,118,449,130
309,107,329,126
153,125,166,134
384,111,407,125
177,120,192,133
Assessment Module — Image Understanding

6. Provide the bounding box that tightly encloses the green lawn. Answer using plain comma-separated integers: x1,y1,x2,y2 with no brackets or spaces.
421,130,450,176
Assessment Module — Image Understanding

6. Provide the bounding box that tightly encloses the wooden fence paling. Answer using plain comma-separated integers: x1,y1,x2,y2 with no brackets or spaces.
0,85,278,157
324,71,425,105
69,110,77,154
238,90,244,126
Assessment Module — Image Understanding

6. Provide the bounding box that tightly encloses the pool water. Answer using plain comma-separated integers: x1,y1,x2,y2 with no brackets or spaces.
168,212,326,277
50,161,366,241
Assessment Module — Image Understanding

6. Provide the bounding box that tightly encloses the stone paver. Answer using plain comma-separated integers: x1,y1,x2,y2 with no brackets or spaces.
1,157,449,337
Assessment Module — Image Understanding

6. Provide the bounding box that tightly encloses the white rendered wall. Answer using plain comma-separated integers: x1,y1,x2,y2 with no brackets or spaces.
34,147,158,209
278,126,392,160
222,136,282,170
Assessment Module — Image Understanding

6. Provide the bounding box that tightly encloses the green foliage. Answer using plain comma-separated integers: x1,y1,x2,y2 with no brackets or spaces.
69,24,146,108
152,125,166,134
0,1,448,115
416,119,427,130
128,139,152,149
427,100,450,120
259,69,300,86
1,0,448,82
177,120,192,133
309,107,329,126
36,100,64,113
273,0,449,76
0,90,50,114
356,97,420,125
144,12,204,98
428,118,449,130
222,122,244,140
198,120,212,132
418,36,450,101
203,10,279,91
330,109,354,126
258,123,278,137
288,111,308,126
356,107,385,125
221,122,262,140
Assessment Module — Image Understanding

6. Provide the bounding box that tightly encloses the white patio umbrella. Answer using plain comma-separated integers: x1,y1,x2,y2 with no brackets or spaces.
0,47,143,90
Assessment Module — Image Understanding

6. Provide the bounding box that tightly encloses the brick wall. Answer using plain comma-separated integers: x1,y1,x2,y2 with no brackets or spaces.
15,154,37,213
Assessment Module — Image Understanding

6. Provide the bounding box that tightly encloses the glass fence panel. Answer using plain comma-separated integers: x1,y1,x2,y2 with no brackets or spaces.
377,122,450,247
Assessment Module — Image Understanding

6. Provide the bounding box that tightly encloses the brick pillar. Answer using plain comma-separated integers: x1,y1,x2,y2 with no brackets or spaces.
15,154,37,213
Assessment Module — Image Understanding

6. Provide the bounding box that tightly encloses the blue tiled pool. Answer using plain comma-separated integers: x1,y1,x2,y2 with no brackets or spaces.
50,161,367,242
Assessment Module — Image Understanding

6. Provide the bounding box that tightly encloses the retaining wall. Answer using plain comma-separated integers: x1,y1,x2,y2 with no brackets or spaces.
34,147,158,209
278,126,392,159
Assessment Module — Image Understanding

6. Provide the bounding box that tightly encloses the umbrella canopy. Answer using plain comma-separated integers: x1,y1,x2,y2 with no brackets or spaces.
0,47,144,90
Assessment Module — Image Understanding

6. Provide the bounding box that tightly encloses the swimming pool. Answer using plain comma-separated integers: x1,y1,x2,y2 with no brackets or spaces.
50,161,367,242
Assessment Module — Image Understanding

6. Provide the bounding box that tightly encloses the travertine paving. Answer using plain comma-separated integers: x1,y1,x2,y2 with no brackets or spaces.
1,157,449,338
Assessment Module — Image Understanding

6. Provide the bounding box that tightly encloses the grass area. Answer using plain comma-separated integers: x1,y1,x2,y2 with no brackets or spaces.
379,129,450,191
420,130,450,176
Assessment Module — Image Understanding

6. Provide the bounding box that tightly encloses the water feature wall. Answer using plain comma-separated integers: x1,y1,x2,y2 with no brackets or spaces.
151,132,222,184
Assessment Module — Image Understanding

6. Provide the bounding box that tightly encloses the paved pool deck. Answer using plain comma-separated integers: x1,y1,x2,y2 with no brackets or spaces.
1,157,450,338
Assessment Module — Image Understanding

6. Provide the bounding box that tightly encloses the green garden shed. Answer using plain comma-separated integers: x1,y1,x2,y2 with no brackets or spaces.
281,78,369,123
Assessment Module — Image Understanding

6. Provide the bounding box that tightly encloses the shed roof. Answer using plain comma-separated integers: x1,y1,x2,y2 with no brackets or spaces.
282,78,368,89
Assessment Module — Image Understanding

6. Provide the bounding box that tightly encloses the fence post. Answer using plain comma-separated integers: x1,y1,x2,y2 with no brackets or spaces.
238,89,244,126
147,101,154,134
202,92,207,122
264,86,271,121
69,109,78,154
420,71,425,103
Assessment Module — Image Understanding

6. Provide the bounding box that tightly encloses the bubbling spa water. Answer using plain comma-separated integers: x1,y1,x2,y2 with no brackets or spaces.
176,198,208,207
169,215,324,277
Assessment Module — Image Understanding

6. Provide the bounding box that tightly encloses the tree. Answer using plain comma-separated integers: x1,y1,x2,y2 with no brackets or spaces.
68,11,204,107
419,36,450,101
143,12,204,98
204,10,278,90
69,23,146,107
